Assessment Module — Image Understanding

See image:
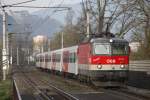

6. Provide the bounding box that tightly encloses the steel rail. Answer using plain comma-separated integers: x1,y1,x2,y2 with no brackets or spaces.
17,66,53,100
101,88,146,100
40,79,79,100
17,66,79,100
27,70,79,100
13,79,22,100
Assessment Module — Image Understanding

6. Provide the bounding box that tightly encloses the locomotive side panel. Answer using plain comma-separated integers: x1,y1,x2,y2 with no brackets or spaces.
78,43,91,76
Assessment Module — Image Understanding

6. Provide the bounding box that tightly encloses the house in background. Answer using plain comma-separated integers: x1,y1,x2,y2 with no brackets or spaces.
129,42,141,52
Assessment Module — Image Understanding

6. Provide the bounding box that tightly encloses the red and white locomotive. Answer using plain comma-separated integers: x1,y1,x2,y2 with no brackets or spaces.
35,33,130,86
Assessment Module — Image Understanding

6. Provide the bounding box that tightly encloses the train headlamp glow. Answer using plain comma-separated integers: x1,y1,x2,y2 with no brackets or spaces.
110,39,113,42
120,65,125,69
97,65,102,69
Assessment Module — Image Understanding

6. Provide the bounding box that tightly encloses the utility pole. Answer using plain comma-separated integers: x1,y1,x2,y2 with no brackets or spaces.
2,8,9,80
27,48,29,65
17,48,19,66
10,47,12,65
8,33,13,69
48,38,51,52
60,32,63,72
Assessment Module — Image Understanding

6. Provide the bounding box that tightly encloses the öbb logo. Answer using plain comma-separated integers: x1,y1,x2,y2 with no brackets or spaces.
106,59,116,63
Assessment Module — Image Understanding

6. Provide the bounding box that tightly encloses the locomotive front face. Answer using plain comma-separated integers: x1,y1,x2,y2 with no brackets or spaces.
88,38,129,80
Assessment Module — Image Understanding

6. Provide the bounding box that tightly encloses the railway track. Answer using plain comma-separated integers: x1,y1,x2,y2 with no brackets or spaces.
15,68,55,100
13,66,150,100
16,66,79,100
101,88,149,100
115,88,150,100
36,67,150,100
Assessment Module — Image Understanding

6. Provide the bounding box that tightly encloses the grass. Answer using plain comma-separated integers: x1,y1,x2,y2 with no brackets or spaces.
0,80,11,100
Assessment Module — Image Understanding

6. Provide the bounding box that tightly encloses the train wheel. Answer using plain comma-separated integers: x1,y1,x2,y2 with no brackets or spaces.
86,76,91,85
63,72,66,78
78,74,82,82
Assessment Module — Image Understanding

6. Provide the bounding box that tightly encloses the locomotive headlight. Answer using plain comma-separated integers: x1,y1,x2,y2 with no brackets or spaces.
97,65,102,69
120,65,125,69
110,39,113,42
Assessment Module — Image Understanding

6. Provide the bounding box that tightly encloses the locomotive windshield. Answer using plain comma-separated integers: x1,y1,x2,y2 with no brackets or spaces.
112,43,128,55
93,43,128,55
94,44,110,55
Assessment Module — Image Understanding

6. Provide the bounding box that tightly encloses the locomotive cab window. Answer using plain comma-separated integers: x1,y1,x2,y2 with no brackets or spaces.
112,43,128,55
93,43,110,55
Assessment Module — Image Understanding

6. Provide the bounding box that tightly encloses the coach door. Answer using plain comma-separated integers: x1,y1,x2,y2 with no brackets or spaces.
63,51,69,72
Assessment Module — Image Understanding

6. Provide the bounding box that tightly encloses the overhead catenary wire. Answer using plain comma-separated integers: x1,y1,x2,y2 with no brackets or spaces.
7,5,70,9
7,0,54,33
29,0,55,32
31,0,68,34
30,0,56,32
3,0,37,7
1,0,71,36
3,0,70,35
0,0,5,11
42,0,54,17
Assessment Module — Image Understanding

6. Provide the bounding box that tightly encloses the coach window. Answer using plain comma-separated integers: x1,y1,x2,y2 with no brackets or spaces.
58,54,60,62
63,56,65,62
69,53,76,63
44,55,45,62
52,55,55,62
48,55,51,62
45,55,48,62
64,56,67,63
47,55,49,62
69,53,71,63
54,56,56,62
64,55,69,63
40,56,42,62
55,55,57,62
56,54,60,62
69,53,73,63
40,56,41,62
41,56,43,62
38,57,40,62
37,57,39,62
73,53,76,63
55,54,58,62
70,53,72,63
42,56,44,62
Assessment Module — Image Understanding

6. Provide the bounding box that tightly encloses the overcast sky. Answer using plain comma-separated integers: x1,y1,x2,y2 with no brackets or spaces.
1,0,82,13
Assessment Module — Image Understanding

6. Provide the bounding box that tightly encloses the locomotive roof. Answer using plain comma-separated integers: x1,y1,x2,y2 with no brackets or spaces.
91,38,128,43
82,32,126,43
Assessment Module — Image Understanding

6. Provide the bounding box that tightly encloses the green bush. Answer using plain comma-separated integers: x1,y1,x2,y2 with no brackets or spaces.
0,80,11,100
